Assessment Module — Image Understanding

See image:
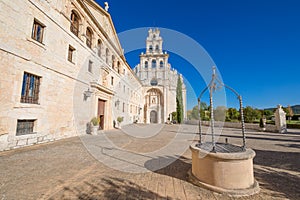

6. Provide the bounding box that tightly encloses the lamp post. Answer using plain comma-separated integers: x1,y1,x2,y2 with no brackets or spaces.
84,88,93,99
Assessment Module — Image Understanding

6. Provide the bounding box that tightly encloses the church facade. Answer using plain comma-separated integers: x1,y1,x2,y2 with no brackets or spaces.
134,29,187,123
0,0,186,151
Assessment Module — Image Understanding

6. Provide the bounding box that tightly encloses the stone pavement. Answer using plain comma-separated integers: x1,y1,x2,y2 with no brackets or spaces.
0,124,299,200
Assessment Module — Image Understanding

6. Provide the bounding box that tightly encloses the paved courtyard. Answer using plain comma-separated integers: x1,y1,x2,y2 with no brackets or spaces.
0,124,299,200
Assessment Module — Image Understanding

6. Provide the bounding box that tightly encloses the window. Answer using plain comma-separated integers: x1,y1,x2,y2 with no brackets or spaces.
123,85,125,93
16,120,36,136
117,61,120,74
122,103,125,112
111,76,114,86
88,60,93,73
97,39,102,57
112,55,115,69
86,27,93,48
155,45,159,52
68,45,75,62
70,11,80,37
145,61,148,68
32,19,45,43
123,68,125,75
106,48,109,64
21,72,40,104
149,45,153,53
160,61,164,68
152,60,156,68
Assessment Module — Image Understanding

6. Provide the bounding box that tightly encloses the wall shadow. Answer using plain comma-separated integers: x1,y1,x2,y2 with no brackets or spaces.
49,176,171,200
254,149,300,172
255,167,300,200
254,148,300,199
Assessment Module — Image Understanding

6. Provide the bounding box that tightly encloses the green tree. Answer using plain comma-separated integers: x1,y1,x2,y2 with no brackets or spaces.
243,106,261,123
191,106,199,120
263,110,273,119
227,107,240,121
214,106,227,121
176,76,184,123
189,102,209,120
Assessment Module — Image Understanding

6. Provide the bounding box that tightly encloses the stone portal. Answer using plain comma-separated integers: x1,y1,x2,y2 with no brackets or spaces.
98,99,105,130
150,110,157,123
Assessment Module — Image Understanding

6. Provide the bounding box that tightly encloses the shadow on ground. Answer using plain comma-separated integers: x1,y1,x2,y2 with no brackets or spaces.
49,176,171,200
254,149,300,200
254,149,300,172
144,155,192,181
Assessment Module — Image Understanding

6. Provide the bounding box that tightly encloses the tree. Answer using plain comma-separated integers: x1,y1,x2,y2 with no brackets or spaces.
263,110,273,119
286,105,294,121
176,76,184,123
243,106,261,123
189,102,209,120
226,107,240,121
214,106,227,121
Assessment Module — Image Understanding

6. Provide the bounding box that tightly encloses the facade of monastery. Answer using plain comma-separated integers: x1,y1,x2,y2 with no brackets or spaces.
0,0,186,151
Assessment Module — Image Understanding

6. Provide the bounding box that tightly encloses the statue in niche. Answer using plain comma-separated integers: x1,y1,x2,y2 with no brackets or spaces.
152,97,156,104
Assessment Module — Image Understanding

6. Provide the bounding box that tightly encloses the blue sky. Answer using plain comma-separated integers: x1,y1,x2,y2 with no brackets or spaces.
96,0,300,110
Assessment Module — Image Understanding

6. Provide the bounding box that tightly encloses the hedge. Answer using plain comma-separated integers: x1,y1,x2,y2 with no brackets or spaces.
287,123,300,129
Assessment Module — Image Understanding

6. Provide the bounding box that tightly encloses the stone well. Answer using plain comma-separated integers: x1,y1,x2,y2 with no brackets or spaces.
189,142,260,196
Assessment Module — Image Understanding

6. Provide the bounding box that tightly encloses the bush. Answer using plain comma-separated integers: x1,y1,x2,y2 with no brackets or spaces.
287,123,300,129
117,116,123,123
292,115,300,120
91,117,100,126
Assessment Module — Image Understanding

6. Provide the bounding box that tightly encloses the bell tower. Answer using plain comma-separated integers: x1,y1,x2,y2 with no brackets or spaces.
133,28,187,123
146,29,163,54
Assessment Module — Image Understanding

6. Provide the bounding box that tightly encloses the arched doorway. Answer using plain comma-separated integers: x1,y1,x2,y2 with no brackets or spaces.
150,110,157,123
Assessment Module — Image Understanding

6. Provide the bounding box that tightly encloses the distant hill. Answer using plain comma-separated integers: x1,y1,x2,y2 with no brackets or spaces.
292,105,300,114
265,105,300,115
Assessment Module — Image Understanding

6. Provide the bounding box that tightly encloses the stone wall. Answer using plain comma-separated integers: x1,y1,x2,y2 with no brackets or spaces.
186,120,278,132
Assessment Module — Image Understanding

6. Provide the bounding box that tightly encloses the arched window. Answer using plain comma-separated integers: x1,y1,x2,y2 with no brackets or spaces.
112,55,115,69
155,45,159,52
160,61,164,68
70,11,80,36
149,45,153,53
86,27,93,48
117,61,121,74
145,61,148,68
152,60,156,68
106,48,109,64
97,39,102,57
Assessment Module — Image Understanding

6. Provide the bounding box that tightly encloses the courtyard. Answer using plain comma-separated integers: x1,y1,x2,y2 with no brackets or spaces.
0,124,299,200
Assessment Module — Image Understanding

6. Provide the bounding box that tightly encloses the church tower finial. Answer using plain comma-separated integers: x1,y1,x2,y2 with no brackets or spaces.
146,28,163,54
